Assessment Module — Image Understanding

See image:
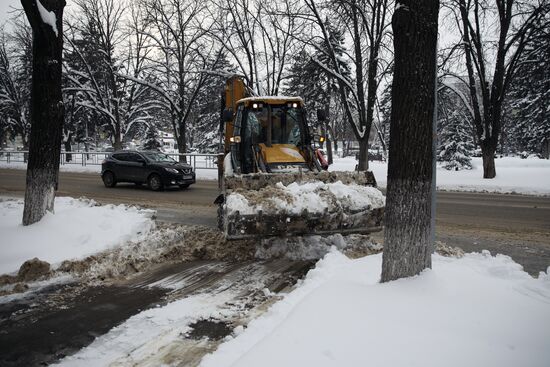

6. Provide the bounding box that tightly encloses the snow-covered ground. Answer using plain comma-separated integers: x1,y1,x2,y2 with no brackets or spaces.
331,156,550,196
49,248,550,367
201,250,550,367
3,156,548,195
0,197,154,275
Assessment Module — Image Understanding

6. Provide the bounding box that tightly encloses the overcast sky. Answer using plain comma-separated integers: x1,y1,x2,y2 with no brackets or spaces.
0,0,457,52
0,0,22,27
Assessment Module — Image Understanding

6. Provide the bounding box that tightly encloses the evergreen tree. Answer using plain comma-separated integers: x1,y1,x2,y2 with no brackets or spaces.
143,125,161,151
285,50,321,121
437,112,475,170
504,16,550,155
285,21,351,159
437,88,475,170
189,51,236,153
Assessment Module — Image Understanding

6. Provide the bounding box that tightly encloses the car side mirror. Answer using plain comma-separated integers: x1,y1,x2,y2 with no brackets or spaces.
223,109,233,122
317,109,327,122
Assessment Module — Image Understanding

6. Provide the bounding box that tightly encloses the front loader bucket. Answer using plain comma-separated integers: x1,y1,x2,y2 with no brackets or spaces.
221,171,385,240
224,207,384,240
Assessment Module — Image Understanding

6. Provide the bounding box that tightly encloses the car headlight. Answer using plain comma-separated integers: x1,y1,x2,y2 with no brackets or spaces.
164,168,179,174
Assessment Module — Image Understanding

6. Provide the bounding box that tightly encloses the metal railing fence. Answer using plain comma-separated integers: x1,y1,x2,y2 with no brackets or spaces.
0,151,220,171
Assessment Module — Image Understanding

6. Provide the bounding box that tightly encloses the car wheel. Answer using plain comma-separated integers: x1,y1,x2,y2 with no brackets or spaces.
102,171,116,188
179,184,190,189
148,174,163,191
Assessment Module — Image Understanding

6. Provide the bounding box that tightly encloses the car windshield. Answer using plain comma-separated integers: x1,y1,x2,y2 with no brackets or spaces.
143,152,176,163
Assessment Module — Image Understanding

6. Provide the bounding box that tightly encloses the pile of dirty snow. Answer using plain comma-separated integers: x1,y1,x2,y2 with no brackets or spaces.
226,181,385,215
201,250,550,367
0,197,154,275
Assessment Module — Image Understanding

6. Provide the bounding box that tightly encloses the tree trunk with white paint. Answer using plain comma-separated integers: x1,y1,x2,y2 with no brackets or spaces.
21,0,66,226
381,0,438,282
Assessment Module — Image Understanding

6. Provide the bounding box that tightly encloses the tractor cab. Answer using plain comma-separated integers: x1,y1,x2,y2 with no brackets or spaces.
228,97,315,174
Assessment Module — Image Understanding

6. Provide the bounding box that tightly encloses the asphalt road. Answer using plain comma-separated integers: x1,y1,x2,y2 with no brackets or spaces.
1,169,549,274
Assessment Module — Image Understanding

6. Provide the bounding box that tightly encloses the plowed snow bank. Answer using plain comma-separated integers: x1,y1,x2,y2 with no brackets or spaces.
0,197,154,275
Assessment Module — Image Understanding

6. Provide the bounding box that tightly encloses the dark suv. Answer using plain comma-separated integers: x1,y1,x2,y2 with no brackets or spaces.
101,150,195,191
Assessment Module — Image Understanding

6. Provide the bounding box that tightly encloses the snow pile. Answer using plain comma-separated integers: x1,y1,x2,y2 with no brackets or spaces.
0,197,154,275
56,224,255,281
226,181,385,215
201,251,550,367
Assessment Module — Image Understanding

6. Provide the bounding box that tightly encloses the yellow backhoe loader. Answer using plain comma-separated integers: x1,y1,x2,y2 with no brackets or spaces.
215,76,384,240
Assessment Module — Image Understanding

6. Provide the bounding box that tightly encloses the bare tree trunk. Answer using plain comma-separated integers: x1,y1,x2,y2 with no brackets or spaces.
357,138,369,170
21,0,66,226
352,4,369,172
23,138,29,163
325,121,333,165
64,137,72,162
178,120,187,164
381,0,438,282
113,120,122,151
481,143,496,178
325,94,333,164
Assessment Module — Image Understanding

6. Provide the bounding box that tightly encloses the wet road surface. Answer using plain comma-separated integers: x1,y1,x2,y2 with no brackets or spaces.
0,259,313,366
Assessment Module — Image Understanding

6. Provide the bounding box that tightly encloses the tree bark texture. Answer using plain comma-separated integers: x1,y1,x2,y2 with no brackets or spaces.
64,139,72,162
381,0,439,282
325,121,333,165
21,0,66,225
358,139,369,171
481,145,496,178
352,4,370,172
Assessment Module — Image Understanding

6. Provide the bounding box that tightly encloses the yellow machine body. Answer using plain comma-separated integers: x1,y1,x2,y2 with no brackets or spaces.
259,144,305,164
217,77,383,240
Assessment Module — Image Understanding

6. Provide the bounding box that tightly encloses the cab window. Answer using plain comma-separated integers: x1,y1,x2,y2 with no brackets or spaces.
271,105,303,145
